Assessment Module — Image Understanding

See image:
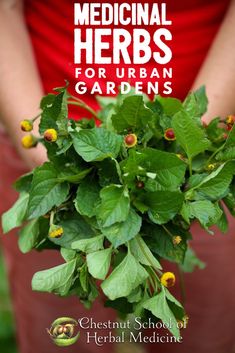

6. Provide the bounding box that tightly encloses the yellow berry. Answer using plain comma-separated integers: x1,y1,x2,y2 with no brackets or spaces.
226,115,235,125
177,315,189,329
172,235,182,245
21,134,37,148
49,225,63,239
160,272,176,288
124,133,137,148
44,128,58,142
20,119,33,132
207,163,216,171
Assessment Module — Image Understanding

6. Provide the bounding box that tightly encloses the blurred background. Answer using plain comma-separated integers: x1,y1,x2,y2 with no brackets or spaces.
0,247,18,353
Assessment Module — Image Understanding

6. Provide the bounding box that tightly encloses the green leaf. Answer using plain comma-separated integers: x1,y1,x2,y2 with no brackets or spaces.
127,286,143,303
32,259,77,296
143,290,180,338
206,118,222,141
180,247,206,273
222,124,235,148
2,193,29,233
101,209,141,248
72,128,122,162
72,235,104,253
60,248,77,262
50,214,95,249
188,200,222,232
18,218,40,253
195,162,235,200
156,96,182,116
183,86,208,118
164,288,183,309
39,89,68,134
194,86,208,116
98,158,120,187
101,252,148,300
216,146,235,161
215,203,228,233
79,264,89,292
223,192,235,216
122,148,186,191
87,248,112,280
105,298,134,314
129,235,162,269
142,191,184,224
97,185,130,227
27,162,69,219
144,225,187,264
172,110,210,160
142,148,186,190
75,177,100,217
13,172,33,193
112,95,153,132
58,168,92,183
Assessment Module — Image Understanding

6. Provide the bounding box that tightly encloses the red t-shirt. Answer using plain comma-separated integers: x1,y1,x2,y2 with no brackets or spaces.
24,0,230,117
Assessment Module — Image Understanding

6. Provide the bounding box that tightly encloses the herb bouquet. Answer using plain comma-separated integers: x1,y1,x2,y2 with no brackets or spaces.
2,85,235,339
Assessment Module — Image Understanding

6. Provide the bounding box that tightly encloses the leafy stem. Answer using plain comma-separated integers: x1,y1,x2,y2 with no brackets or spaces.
145,266,160,294
136,236,162,275
188,157,193,177
68,96,99,119
177,264,186,306
161,224,174,239
206,142,225,165
32,112,42,122
49,210,55,226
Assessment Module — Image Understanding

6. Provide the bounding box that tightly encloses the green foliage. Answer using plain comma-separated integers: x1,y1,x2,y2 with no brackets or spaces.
32,258,77,296
0,251,18,353
172,110,210,161
72,128,122,162
2,85,235,338
101,252,148,300
97,185,130,227
143,289,181,338
27,162,70,219
2,193,29,233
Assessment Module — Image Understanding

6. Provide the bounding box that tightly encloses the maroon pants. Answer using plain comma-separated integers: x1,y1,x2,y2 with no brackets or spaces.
1,130,235,353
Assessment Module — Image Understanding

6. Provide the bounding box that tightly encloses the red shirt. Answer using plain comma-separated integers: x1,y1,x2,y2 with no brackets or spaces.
24,0,230,117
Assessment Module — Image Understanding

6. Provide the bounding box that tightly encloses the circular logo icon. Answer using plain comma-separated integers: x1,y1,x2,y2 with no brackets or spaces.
47,317,80,346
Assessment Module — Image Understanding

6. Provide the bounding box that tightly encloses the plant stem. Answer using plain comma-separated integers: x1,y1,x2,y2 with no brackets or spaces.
162,224,173,238
188,157,193,177
136,236,162,275
206,143,225,165
50,211,55,226
177,264,186,306
68,97,99,119
32,112,42,122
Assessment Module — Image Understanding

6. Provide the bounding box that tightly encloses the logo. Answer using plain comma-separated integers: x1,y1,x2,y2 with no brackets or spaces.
47,317,80,347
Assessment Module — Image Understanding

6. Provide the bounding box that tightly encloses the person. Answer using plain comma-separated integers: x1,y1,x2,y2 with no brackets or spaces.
0,1,235,352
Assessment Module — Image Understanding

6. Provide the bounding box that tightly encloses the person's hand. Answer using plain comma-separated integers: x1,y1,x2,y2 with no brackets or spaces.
19,142,47,170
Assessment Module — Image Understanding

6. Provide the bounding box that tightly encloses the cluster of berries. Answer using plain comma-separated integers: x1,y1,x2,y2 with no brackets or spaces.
20,118,58,148
124,128,176,150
